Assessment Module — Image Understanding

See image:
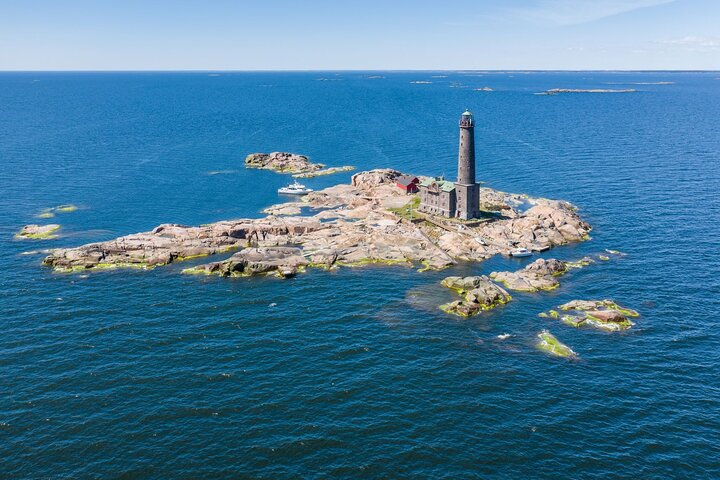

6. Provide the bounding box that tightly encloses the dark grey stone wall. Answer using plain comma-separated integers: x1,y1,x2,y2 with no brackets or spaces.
419,186,456,217
454,183,479,220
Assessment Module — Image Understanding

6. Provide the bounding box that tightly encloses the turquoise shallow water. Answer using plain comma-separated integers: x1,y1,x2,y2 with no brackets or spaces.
1,71,719,478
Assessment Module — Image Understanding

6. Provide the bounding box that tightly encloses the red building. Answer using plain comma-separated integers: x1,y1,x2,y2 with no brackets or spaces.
395,175,419,193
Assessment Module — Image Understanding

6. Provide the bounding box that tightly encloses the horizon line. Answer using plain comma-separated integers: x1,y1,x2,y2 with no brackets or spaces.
1,69,719,73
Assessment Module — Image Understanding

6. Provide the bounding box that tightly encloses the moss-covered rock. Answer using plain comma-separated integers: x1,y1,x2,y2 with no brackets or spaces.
15,224,61,240
440,275,512,317
537,330,578,359
566,256,595,269
540,299,638,331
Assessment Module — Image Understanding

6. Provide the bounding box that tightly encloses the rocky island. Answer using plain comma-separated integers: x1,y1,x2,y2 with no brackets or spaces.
42,168,591,276
539,300,639,331
245,152,354,177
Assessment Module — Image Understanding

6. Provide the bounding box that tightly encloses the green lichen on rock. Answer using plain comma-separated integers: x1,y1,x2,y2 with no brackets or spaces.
537,330,578,359
540,299,638,331
336,257,411,268
439,275,512,317
182,266,216,276
15,224,61,240
598,255,610,261
52,261,156,273
566,256,595,269
35,211,55,219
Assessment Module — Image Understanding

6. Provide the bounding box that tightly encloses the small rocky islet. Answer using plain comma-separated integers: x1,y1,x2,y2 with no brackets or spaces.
16,224,61,240
439,276,512,317
539,300,639,332
245,152,354,177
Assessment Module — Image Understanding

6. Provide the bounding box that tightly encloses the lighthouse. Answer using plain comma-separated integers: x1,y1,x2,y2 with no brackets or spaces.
454,110,480,219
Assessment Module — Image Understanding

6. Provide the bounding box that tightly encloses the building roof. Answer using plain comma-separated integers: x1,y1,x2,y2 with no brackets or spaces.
420,177,455,192
396,175,419,187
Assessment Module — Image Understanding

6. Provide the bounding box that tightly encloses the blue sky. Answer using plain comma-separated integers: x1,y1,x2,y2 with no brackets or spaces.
0,0,718,70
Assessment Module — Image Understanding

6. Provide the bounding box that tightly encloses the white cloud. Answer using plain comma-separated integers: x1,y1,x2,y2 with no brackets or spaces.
510,0,676,26
661,36,720,51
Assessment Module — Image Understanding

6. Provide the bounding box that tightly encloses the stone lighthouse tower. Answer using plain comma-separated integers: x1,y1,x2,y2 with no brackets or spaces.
455,110,480,219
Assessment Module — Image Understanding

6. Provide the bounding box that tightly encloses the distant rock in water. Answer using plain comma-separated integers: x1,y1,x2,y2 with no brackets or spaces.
245,152,353,176
539,299,639,331
535,88,637,95
16,224,61,240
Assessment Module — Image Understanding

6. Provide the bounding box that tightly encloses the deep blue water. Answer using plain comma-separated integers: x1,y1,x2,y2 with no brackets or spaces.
1,71,719,478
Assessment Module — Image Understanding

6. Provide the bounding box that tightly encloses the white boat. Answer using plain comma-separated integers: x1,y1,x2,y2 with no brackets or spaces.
510,247,532,257
278,181,314,195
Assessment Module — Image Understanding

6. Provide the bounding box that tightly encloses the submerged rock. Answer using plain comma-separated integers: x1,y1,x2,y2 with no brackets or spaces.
536,330,578,359
490,258,567,292
34,204,79,219
54,204,78,213
540,299,638,331
566,256,595,268
16,224,61,240
440,275,512,317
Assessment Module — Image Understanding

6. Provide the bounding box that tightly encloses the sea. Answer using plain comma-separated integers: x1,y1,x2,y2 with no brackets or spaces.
1,71,719,478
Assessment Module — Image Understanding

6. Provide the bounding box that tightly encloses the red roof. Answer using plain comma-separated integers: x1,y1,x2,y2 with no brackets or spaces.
396,175,419,187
